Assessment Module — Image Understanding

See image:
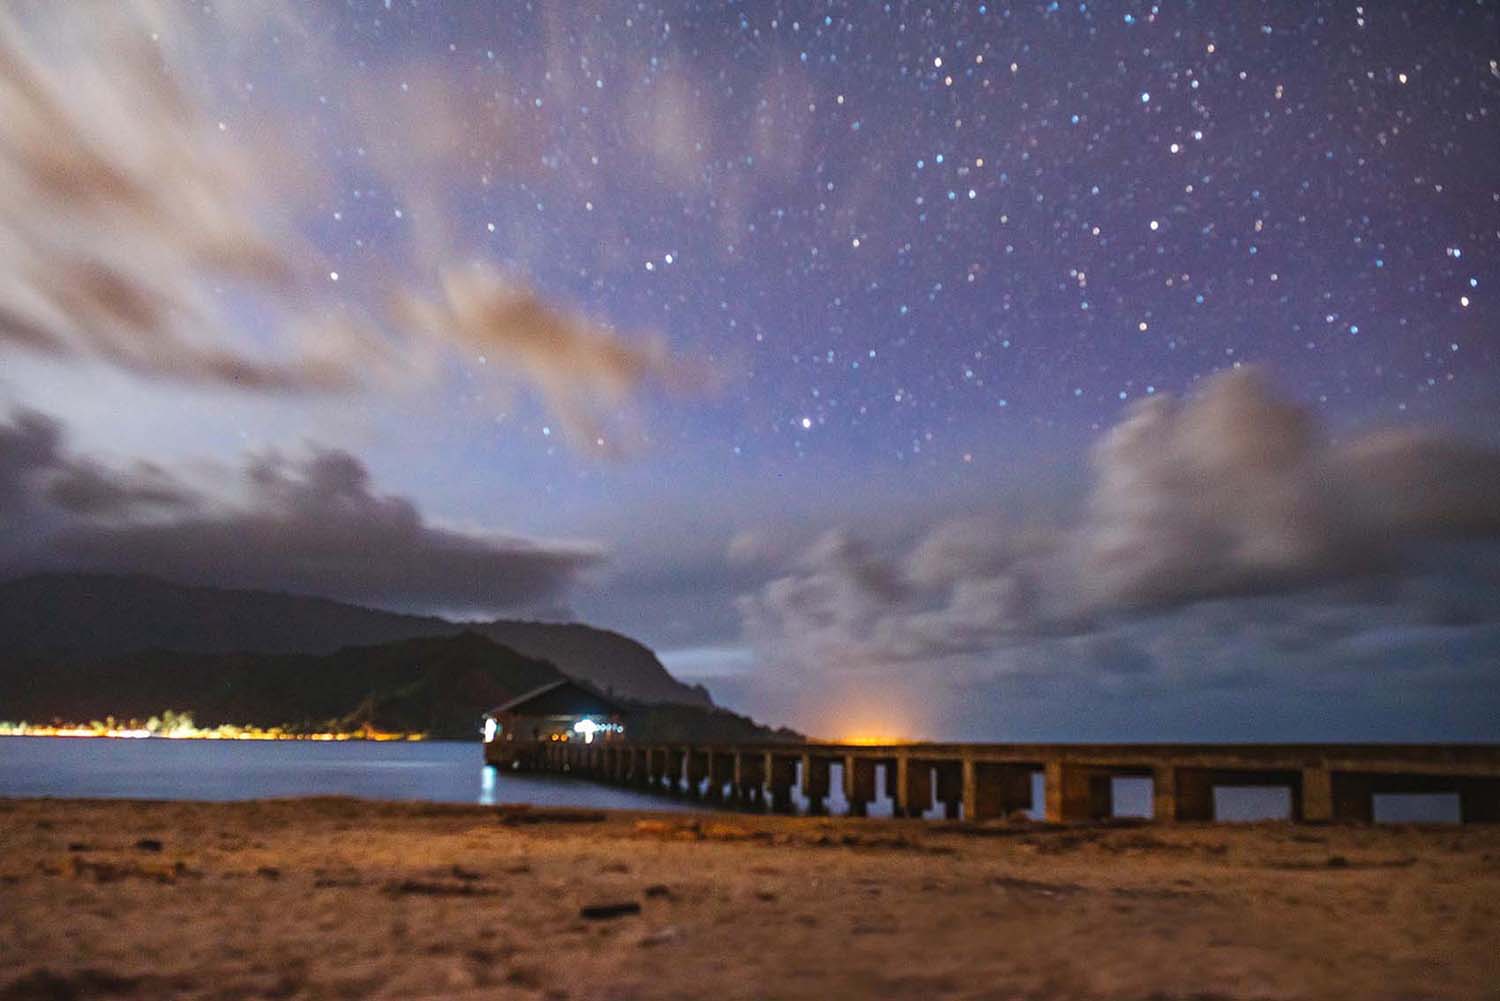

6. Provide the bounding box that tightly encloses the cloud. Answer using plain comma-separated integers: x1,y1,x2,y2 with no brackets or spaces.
1078,368,1371,607
0,410,189,526
0,5,348,391
1079,369,1500,607
1337,429,1500,538
738,368,1500,675
0,2,700,449
737,528,1046,671
0,408,602,615
396,265,700,450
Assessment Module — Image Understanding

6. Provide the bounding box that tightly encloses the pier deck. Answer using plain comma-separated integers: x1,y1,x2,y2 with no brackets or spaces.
493,739,1500,823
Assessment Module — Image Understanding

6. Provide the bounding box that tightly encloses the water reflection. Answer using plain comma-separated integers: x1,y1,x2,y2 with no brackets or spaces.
0,737,700,812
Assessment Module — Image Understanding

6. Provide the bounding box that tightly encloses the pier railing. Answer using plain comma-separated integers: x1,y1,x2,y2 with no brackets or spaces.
493,739,1500,824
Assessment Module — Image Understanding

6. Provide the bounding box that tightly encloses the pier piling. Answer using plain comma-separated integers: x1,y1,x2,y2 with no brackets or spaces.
800,754,831,814
495,738,1500,826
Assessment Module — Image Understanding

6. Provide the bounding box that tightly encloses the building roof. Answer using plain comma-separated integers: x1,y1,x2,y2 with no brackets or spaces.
488,677,626,717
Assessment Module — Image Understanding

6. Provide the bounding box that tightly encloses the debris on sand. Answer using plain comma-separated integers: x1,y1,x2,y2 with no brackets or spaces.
579,901,642,920
384,879,498,897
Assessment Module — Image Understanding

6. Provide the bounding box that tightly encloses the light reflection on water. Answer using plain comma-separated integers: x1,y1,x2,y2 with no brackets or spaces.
0,737,702,812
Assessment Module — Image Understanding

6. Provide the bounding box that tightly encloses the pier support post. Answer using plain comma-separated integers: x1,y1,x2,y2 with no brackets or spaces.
1045,761,1111,823
766,752,797,814
1298,766,1333,822
881,759,901,811
707,753,733,802
684,748,706,799
801,754,831,815
1332,773,1375,823
634,747,652,788
935,763,963,819
644,748,662,789
895,755,932,819
962,759,1032,821
1298,767,1375,823
1459,778,1500,823
665,749,685,794
845,755,876,817
734,751,766,809
1154,766,1215,822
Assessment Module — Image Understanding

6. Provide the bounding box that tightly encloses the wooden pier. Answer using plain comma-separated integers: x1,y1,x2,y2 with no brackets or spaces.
494,739,1500,824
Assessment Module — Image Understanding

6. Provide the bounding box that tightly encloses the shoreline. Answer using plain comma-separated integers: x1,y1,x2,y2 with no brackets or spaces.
3,797,1497,1000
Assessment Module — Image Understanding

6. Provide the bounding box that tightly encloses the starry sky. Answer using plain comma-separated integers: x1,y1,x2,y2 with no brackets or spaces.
2,1,1498,741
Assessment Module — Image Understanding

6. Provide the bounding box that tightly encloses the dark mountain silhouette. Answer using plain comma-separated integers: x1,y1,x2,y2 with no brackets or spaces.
0,632,563,739
0,573,711,708
0,628,792,742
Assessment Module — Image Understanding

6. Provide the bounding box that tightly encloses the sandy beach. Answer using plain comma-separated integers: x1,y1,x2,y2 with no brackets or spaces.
2,797,1497,1000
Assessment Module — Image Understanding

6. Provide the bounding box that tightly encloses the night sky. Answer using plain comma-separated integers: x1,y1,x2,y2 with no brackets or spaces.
2,1,1497,741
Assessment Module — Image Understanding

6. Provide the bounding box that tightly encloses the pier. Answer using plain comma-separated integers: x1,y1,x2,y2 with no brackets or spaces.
496,740,1500,824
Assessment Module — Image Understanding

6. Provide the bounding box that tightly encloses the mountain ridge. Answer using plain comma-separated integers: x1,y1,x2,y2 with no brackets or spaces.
0,572,711,708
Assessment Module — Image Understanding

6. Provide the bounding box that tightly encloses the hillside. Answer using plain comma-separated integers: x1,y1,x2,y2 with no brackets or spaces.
0,632,564,739
0,573,710,708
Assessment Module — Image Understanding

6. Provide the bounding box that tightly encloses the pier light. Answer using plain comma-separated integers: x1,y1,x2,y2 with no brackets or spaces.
482,718,498,743
479,679,628,769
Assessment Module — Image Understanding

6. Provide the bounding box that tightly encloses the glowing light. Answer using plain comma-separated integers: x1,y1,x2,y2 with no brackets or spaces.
0,716,422,741
483,718,498,743
568,718,622,744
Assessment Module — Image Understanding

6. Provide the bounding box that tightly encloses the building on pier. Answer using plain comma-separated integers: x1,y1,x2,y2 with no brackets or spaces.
482,678,626,769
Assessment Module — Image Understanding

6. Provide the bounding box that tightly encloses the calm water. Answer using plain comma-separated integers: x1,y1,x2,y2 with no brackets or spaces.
0,737,702,812
0,737,1457,821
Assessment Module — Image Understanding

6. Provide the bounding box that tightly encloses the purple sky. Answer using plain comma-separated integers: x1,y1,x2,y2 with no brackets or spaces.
2,1,1497,740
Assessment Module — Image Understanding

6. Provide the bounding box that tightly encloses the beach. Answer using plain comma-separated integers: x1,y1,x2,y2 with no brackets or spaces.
2,798,1497,1000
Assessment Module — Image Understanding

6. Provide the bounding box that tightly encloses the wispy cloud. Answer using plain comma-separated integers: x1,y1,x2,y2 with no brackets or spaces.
0,1,702,448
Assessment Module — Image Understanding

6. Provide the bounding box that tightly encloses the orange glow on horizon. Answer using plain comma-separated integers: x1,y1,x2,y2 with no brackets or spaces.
837,734,915,747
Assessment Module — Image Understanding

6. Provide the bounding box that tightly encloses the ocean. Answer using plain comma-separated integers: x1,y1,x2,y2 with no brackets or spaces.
0,736,702,812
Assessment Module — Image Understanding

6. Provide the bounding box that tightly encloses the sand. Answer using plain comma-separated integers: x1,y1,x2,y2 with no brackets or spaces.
1,797,1497,1001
